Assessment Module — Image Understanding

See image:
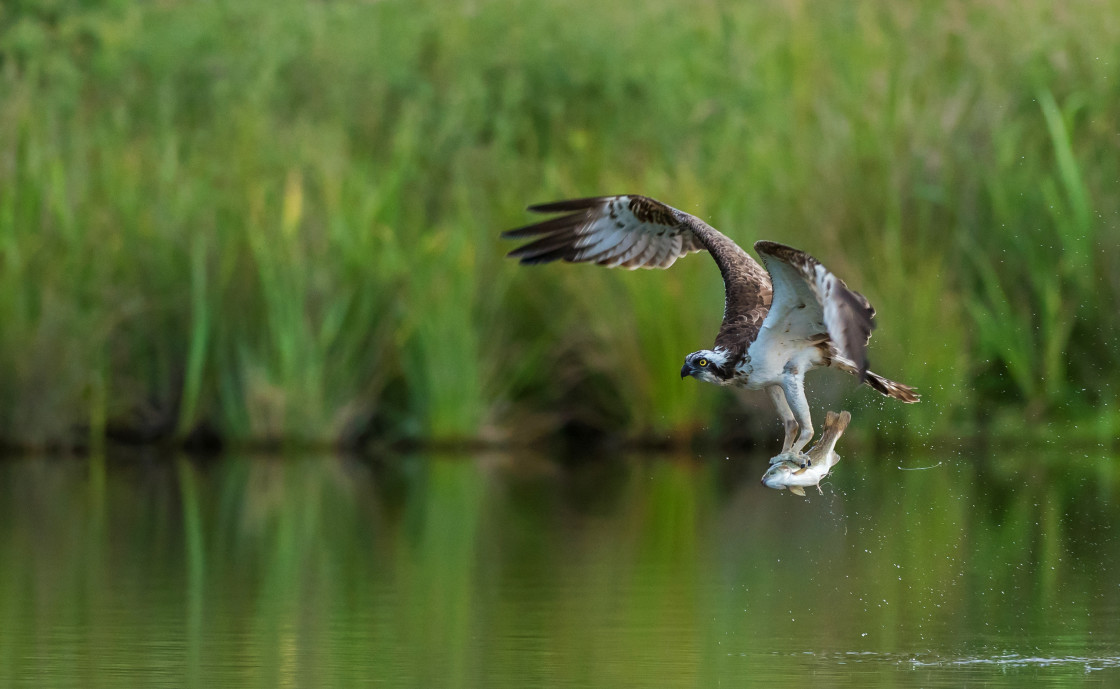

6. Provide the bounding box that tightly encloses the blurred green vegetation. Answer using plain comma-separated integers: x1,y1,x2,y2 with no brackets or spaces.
0,0,1118,450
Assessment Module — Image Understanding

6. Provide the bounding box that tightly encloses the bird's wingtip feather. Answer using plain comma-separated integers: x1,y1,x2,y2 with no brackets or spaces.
526,197,609,213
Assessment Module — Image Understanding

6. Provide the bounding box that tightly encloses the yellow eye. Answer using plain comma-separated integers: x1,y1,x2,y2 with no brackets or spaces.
698,358,708,367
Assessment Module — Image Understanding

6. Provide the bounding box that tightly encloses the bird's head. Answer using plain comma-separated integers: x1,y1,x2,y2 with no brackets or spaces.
680,349,733,385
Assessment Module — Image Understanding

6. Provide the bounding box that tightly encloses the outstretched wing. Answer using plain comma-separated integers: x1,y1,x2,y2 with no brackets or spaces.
502,195,772,353
503,195,704,268
753,240,875,378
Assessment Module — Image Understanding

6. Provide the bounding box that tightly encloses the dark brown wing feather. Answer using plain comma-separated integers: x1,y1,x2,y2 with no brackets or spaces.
503,195,772,355
697,224,772,360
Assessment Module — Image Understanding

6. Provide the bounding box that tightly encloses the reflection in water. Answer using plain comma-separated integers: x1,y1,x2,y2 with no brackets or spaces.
0,449,1118,688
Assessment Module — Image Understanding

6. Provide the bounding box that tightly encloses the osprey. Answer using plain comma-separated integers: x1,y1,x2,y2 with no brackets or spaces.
503,195,918,462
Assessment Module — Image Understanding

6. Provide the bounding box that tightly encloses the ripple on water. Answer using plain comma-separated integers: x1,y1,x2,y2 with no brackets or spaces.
906,653,1120,673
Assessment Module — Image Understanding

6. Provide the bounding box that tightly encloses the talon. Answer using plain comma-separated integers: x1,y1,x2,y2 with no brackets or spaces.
771,451,796,465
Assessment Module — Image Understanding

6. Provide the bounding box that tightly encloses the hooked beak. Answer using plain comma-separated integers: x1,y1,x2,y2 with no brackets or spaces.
680,364,692,379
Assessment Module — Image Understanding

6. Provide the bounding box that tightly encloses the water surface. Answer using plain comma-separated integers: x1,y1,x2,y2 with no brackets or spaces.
1,448,1117,687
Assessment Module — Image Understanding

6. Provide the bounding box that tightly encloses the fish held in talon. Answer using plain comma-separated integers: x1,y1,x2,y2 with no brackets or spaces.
503,195,917,454
762,411,851,496
769,450,811,467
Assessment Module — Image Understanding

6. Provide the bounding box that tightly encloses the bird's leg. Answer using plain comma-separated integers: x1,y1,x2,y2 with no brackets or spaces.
766,385,798,463
781,372,815,465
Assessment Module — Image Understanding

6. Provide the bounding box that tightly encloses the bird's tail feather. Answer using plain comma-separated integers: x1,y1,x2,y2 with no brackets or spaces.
864,371,920,403
831,355,920,403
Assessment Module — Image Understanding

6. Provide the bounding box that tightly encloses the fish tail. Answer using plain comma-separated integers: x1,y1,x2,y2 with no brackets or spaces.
818,411,850,449
807,410,851,466
824,410,851,434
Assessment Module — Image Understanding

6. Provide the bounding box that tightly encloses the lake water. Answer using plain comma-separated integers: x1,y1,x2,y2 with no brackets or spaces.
1,447,1118,688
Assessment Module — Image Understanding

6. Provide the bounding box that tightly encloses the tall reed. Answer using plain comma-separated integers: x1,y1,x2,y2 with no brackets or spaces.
0,0,1117,449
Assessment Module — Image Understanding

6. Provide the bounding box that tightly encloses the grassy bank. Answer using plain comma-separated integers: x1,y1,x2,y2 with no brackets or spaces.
1,0,1118,451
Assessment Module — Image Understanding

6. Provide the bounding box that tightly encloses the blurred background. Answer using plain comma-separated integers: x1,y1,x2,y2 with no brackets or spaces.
5,4,1120,686
1,0,1118,452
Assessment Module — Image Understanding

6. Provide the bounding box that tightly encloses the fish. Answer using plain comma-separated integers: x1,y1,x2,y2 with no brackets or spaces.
761,410,851,496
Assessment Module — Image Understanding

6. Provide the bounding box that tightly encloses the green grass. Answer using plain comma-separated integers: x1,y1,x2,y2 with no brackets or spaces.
0,0,1118,450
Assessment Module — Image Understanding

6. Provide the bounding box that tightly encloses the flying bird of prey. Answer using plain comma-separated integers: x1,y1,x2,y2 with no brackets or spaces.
503,195,918,462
